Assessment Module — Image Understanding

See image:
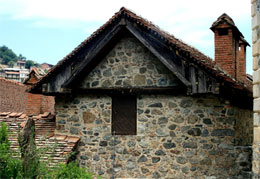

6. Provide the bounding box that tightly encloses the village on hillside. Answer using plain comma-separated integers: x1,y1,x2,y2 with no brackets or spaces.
0,2,260,178
0,59,53,83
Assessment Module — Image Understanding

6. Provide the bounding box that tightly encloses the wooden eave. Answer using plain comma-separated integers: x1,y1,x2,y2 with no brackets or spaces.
62,19,191,91
29,7,252,99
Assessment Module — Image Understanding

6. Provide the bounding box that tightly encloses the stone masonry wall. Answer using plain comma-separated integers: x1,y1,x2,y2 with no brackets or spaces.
252,0,260,177
55,94,252,178
53,33,253,178
80,35,180,88
235,109,253,146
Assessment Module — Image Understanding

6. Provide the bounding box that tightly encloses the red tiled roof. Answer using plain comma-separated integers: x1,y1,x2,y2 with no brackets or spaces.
0,112,80,167
0,77,26,87
30,7,252,93
5,71,20,75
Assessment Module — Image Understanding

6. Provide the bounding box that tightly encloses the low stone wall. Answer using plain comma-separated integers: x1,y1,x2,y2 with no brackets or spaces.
55,94,252,178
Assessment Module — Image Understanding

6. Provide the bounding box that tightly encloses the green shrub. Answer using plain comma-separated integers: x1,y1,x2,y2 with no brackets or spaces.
0,122,23,178
0,122,99,179
39,162,94,179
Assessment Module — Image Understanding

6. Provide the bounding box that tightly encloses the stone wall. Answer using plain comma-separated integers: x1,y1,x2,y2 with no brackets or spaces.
55,94,252,178
235,109,253,146
252,0,260,177
80,35,180,88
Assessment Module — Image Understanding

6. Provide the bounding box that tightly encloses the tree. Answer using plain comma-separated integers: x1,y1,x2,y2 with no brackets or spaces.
18,54,26,61
25,60,35,69
8,61,14,68
0,46,17,65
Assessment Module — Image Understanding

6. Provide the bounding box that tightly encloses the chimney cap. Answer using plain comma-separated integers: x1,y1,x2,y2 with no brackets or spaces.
210,13,235,30
210,13,250,46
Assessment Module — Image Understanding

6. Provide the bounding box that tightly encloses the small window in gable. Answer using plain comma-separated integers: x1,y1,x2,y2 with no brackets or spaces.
112,95,137,135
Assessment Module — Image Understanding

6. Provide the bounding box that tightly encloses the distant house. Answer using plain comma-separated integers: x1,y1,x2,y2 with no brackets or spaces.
4,68,20,81
40,63,53,72
14,60,26,69
30,8,252,178
24,67,46,85
1,68,29,82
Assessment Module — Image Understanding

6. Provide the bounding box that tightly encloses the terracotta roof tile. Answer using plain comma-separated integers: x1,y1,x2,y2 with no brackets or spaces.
19,114,27,119
40,112,50,118
0,112,11,116
55,135,67,141
0,78,26,87
66,136,80,143
9,112,18,117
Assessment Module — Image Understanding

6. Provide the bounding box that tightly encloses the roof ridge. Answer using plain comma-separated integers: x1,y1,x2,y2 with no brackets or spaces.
0,77,26,87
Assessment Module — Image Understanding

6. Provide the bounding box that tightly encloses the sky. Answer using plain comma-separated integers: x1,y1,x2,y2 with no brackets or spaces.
0,0,253,74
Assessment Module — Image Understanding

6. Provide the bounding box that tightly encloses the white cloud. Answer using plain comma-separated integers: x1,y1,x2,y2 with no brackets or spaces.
0,0,250,21
0,0,252,70
0,0,250,43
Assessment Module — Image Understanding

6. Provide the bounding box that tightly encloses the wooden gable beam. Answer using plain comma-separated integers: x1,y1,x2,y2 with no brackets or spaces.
62,22,123,88
125,21,192,91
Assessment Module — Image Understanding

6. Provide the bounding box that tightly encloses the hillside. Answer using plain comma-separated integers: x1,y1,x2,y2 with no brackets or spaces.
0,45,40,69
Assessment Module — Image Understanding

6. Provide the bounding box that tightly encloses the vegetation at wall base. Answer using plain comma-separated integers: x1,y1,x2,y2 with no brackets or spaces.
0,122,99,179
0,122,24,178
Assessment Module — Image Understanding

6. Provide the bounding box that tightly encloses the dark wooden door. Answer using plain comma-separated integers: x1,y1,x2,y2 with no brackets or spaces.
112,95,137,135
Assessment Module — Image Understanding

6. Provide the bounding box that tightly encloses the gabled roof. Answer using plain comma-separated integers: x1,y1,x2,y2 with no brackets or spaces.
23,67,46,85
30,7,252,96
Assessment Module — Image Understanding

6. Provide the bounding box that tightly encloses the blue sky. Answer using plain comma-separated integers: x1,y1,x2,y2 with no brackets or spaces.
0,0,252,74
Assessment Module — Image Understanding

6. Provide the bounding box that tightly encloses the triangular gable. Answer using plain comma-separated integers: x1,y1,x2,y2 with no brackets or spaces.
30,7,251,97
79,33,183,89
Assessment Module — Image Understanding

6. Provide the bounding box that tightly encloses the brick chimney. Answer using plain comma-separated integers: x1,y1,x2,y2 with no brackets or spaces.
210,13,249,81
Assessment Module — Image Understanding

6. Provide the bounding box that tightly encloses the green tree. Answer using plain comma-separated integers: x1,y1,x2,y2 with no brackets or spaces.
18,54,26,61
25,60,35,69
8,61,15,68
0,46,17,65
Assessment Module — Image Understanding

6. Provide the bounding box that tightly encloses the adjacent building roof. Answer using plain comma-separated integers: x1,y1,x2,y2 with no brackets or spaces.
24,67,46,85
0,112,80,167
30,7,252,98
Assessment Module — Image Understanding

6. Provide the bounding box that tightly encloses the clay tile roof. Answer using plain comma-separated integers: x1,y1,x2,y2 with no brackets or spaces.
55,135,67,141
0,112,11,116
9,112,18,118
66,136,80,143
30,7,252,93
0,77,26,87
40,112,51,118
19,114,27,119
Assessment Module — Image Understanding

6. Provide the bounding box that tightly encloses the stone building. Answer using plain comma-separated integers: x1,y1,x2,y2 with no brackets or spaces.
252,0,260,178
31,8,253,178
